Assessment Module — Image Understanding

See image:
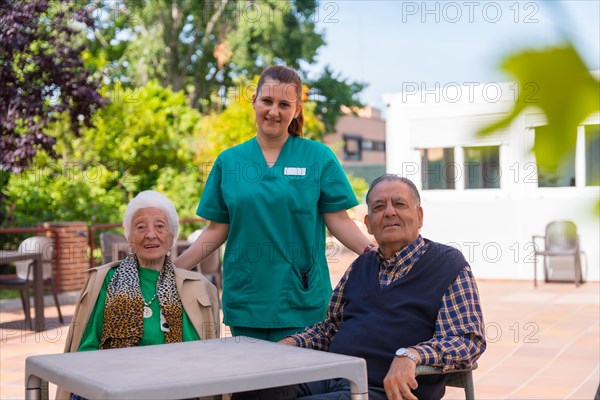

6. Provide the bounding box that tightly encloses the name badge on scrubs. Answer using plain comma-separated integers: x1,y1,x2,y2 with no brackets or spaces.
284,167,306,176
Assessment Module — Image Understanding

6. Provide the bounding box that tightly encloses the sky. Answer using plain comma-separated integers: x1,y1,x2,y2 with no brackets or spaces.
305,0,600,116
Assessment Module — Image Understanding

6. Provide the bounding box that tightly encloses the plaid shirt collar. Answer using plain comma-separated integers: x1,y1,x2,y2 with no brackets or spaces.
376,235,427,272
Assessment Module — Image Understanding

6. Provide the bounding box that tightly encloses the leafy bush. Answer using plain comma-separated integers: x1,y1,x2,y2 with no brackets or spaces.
2,82,203,234
346,173,369,204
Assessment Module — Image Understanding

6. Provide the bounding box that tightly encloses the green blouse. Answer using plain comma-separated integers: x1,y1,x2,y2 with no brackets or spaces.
78,267,200,351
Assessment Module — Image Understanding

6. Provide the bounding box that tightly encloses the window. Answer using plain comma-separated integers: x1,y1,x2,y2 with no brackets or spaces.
535,126,576,187
372,141,386,151
420,148,455,190
361,140,385,152
585,124,600,186
343,135,362,161
464,146,500,189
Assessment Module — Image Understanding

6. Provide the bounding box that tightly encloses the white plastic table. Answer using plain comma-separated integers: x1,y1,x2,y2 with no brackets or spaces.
25,336,368,399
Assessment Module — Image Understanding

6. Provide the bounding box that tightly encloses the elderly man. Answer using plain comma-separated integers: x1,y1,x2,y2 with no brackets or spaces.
233,174,486,400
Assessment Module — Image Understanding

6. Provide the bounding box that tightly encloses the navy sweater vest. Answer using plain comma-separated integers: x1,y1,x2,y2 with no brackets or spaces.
328,240,466,399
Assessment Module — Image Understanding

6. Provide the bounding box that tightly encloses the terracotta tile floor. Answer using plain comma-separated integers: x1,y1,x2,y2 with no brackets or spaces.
1,251,599,399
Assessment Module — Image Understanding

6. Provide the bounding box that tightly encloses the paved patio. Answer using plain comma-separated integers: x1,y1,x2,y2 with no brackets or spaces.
1,251,599,399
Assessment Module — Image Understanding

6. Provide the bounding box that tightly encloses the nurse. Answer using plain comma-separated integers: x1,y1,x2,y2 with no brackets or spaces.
175,65,373,342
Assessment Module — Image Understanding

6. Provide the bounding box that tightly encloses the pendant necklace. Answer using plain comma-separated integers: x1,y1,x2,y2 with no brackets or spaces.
143,293,158,318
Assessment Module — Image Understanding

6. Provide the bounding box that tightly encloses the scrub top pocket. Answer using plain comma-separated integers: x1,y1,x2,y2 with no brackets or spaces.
286,264,328,311
287,179,319,214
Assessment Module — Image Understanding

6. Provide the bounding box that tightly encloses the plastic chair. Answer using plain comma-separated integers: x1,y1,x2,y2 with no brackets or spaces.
99,232,129,264
0,267,34,329
532,220,588,287
415,362,478,400
0,236,63,329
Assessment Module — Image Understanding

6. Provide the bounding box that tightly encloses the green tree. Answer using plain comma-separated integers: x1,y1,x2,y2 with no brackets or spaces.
1,82,203,228
82,0,363,128
309,66,367,133
0,0,106,199
85,1,320,104
65,81,202,191
2,152,125,227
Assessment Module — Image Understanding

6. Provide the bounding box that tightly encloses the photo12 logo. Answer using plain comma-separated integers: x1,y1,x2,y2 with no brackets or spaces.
400,81,539,104
401,1,540,24
201,1,340,24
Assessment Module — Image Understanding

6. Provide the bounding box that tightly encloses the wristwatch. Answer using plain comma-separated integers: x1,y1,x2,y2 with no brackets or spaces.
395,347,417,363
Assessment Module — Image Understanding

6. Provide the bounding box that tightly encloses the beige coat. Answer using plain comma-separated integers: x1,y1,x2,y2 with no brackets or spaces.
57,262,220,400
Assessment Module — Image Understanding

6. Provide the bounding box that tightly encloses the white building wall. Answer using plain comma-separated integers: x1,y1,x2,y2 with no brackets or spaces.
384,83,599,282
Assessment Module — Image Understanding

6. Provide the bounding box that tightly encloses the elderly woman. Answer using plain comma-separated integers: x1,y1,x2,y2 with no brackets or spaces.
58,191,220,399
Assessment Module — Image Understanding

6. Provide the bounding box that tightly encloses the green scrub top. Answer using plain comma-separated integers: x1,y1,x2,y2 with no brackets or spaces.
197,135,358,328
78,267,200,351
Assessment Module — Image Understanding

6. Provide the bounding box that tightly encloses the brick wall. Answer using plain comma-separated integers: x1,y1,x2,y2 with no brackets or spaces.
42,222,89,292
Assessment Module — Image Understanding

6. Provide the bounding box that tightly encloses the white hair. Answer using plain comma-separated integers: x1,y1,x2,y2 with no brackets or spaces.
123,190,179,245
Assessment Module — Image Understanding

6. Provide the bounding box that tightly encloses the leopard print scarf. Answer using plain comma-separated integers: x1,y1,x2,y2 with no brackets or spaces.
100,254,183,349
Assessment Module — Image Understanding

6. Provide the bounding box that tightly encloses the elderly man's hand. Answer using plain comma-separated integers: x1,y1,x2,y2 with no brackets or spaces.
278,337,297,346
383,356,419,400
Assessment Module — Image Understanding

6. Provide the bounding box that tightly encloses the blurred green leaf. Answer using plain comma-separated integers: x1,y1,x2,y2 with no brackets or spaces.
479,44,600,170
